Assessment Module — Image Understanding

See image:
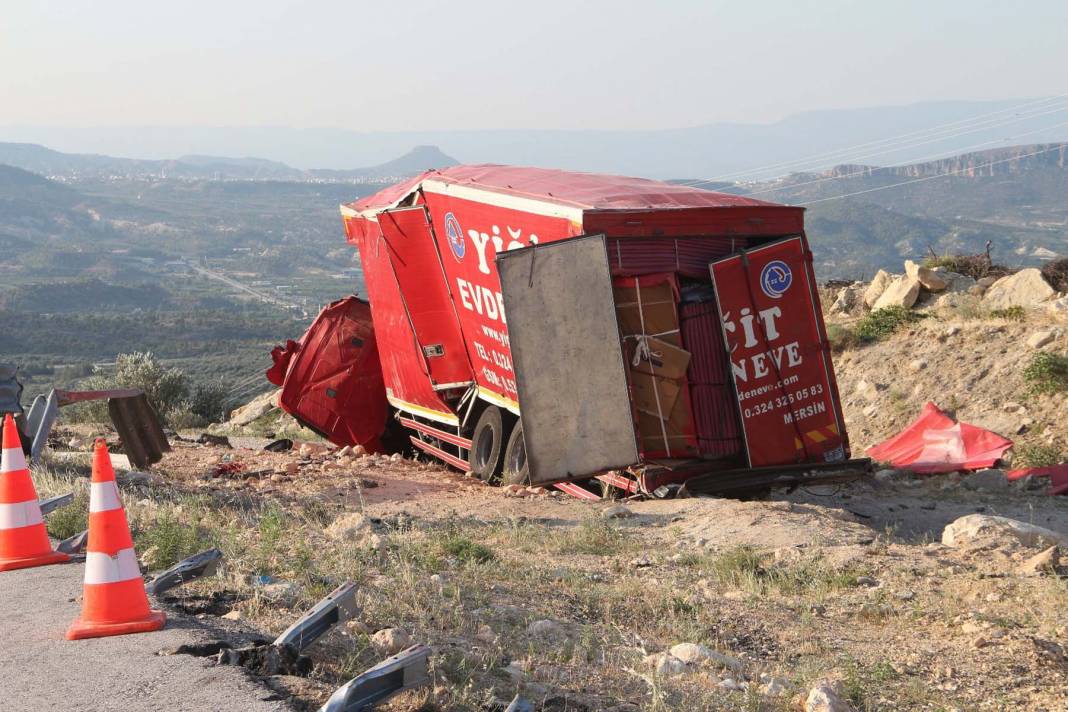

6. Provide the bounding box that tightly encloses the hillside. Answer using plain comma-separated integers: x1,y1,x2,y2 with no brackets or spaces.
752,143,1068,277
0,142,458,182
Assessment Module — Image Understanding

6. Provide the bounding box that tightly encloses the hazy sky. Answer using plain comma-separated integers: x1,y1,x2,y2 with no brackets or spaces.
3,0,1066,131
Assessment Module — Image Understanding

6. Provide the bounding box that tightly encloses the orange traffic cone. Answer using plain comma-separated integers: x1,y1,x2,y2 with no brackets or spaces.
66,439,165,640
0,413,69,572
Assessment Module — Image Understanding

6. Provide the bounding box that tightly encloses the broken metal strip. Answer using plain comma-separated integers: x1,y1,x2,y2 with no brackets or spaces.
319,644,431,712
409,435,468,471
594,472,639,494
273,581,358,652
39,492,73,516
397,417,471,449
554,482,601,500
145,548,223,596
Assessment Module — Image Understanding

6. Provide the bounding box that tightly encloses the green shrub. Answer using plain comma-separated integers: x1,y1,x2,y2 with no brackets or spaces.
1014,443,1064,468
1022,352,1068,395
827,323,862,352
855,306,926,342
922,252,1009,280
989,306,1025,321
70,351,191,425
45,492,89,540
440,535,494,564
133,512,215,570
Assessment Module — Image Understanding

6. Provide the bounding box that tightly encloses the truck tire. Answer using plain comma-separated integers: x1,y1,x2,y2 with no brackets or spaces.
468,406,504,482
502,420,529,485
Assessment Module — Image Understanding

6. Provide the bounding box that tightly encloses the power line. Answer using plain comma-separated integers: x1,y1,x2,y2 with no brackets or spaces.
796,144,1067,206
678,93,1068,186
738,117,1068,198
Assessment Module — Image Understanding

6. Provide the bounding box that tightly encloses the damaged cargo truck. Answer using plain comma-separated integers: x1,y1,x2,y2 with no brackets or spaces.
268,165,854,494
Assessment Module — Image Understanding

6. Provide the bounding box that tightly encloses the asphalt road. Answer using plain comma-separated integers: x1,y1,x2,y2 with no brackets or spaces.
0,562,290,712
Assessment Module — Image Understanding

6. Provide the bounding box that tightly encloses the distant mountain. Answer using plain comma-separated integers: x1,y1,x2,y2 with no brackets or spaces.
750,143,1068,277
309,145,458,181
0,142,456,182
4,99,1068,177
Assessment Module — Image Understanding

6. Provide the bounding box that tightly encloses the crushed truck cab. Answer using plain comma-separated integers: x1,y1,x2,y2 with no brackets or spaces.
270,165,852,493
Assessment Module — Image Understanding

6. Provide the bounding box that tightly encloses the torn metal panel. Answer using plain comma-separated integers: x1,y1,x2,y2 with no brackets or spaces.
319,644,431,712
57,529,89,556
25,389,60,463
273,581,358,652
496,235,638,484
0,364,22,416
679,458,872,498
108,393,171,469
146,548,223,596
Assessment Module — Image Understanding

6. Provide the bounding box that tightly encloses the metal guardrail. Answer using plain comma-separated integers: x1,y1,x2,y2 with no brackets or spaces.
504,695,535,712
56,530,89,556
274,581,359,652
39,492,73,516
146,548,223,596
319,644,431,712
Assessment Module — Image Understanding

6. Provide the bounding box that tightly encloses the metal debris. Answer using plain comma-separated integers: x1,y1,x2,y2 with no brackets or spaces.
56,529,89,556
39,492,73,516
504,695,535,712
318,644,431,712
146,548,223,596
274,581,358,653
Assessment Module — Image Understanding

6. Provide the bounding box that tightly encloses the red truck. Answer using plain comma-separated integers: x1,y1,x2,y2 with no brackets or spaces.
268,165,856,496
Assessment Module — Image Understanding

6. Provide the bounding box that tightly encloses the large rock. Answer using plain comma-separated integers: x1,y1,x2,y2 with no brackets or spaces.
982,269,1055,310
806,680,853,712
1048,296,1068,321
668,642,743,671
830,283,862,315
228,389,280,426
942,514,1068,550
872,276,921,310
942,271,977,293
371,627,412,655
863,270,892,307
905,260,948,291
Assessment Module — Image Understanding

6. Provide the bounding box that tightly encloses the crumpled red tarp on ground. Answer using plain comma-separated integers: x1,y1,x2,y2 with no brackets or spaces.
1007,465,1068,495
867,402,1014,474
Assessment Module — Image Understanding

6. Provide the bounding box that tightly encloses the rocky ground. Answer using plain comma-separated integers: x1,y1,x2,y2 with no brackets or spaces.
28,259,1068,712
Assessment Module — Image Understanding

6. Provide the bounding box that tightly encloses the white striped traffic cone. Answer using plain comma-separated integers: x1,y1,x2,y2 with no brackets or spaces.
66,438,164,640
0,413,69,572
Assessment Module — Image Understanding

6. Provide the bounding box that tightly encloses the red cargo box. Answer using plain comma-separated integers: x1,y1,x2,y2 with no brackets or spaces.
271,165,851,493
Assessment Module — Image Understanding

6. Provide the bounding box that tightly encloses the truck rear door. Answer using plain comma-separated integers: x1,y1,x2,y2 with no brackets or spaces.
497,234,639,484
378,206,473,389
709,236,846,467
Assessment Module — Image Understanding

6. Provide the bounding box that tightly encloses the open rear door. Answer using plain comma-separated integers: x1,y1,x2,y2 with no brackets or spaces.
378,206,473,389
497,234,639,484
710,236,846,467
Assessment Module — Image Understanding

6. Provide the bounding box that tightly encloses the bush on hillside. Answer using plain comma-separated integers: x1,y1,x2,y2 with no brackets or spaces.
922,250,1010,281
1023,352,1068,396
70,351,193,425
1041,258,1068,293
855,306,926,342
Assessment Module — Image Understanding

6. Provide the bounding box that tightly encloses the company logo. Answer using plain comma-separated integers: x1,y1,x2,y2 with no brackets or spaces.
444,212,465,261
760,260,792,298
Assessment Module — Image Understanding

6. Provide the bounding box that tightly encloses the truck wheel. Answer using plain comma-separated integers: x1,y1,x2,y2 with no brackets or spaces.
502,420,529,485
468,406,504,482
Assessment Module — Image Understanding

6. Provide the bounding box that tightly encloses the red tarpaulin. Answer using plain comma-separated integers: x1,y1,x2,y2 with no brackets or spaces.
1007,464,1068,495
867,402,1013,474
